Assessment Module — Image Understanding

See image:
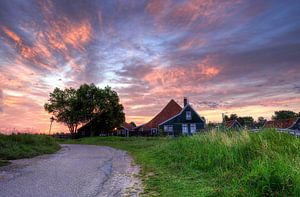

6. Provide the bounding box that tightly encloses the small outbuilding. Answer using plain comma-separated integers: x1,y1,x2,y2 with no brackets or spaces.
115,122,135,136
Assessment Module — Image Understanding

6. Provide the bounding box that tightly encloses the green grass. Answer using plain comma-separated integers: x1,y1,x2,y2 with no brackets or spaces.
60,129,300,196
0,134,60,166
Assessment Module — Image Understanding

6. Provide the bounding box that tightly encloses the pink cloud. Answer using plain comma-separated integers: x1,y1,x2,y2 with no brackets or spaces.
143,58,221,87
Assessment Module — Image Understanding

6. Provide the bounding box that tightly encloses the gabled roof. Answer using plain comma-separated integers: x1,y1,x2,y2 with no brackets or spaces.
121,122,135,130
139,99,182,130
225,119,242,128
263,118,298,129
158,103,205,126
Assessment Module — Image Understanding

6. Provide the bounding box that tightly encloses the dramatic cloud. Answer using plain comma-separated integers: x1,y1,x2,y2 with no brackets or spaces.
0,0,300,133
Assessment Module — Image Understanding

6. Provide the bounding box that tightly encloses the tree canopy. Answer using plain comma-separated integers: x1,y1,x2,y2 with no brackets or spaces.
272,110,299,120
44,84,125,136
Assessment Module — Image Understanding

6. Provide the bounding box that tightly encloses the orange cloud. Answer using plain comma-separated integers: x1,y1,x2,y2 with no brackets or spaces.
146,0,240,31
64,22,92,48
1,19,93,74
2,26,35,60
2,26,21,43
1,26,54,70
143,59,220,87
200,65,220,77
45,17,92,52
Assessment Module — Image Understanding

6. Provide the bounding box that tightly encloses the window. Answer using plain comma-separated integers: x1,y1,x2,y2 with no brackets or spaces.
182,124,188,134
164,125,173,132
164,125,168,131
186,111,192,120
190,124,196,133
151,128,157,134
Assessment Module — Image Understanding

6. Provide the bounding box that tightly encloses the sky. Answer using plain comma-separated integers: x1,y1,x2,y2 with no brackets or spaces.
0,0,300,134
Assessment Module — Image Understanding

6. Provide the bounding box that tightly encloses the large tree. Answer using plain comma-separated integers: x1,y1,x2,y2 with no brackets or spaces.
44,84,125,137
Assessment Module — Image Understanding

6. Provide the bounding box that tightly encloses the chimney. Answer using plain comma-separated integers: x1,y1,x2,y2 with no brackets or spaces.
183,97,188,107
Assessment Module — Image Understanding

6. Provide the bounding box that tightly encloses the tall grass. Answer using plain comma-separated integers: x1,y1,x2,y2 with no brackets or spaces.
0,134,60,163
149,129,300,196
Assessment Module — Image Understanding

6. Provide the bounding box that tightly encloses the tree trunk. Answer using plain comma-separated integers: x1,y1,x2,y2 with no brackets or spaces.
68,124,76,139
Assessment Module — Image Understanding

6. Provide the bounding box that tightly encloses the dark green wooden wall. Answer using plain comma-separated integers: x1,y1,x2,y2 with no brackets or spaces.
159,104,205,135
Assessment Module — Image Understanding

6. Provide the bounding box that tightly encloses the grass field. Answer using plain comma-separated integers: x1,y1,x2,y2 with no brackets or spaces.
61,129,300,196
0,134,60,166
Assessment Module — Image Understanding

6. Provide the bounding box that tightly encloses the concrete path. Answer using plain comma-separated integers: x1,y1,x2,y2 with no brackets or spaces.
0,144,142,197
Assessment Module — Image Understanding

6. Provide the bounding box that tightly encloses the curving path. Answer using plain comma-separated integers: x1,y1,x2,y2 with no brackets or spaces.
0,144,142,197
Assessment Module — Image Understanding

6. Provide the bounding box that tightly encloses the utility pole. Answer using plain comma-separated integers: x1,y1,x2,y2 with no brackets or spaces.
222,112,228,130
49,116,55,136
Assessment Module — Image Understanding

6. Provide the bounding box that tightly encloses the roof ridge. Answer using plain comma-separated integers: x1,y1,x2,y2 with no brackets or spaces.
150,99,182,120
139,99,182,129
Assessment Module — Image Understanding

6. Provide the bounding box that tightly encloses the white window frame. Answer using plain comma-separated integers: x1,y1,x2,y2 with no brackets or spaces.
186,111,192,120
182,124,188,134
190,124,196,133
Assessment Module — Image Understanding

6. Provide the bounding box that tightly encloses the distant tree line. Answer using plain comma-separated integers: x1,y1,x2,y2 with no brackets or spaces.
223,110,300,128
44,84,125,137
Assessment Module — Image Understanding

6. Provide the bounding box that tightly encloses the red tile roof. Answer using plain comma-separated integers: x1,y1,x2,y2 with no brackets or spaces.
122,122,135,130
263,118,298,129
139,99,182,130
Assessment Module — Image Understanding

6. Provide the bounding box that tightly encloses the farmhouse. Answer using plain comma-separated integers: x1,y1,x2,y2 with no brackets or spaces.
76,97,206,137
77,116,105,137
225,119,243,130
136,99,182,135
113,122,135,136
158,98,205,136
